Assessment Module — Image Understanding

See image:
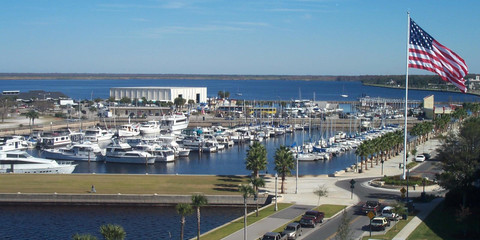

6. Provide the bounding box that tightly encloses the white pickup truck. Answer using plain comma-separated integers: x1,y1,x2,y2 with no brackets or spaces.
381,206,399,220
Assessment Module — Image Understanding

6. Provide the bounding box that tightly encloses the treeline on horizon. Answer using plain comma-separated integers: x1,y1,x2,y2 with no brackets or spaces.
0,73,476,83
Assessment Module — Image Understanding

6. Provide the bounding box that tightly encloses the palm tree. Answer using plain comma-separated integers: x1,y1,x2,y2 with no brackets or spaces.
99,224,126,240
176,203,193,240
72,234,98,240
249,177,265,217
245,142,267,178
25,110,39,126
191,194,208,240
274,145,295,193
238,184,255,240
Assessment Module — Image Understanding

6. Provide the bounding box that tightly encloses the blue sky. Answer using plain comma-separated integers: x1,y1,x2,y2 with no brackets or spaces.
1,0,479,75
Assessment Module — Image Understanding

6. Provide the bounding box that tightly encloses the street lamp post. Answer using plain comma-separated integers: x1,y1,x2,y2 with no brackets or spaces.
274,173,278,211
381,160,384,176
295,153,298,194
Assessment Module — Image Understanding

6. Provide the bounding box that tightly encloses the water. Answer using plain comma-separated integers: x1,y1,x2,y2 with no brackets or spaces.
0,205,244,239
1,79,478,102
30,128,358,176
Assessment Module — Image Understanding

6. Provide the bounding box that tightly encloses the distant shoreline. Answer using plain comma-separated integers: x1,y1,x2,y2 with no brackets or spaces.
0,73,431,81
0,73,364,81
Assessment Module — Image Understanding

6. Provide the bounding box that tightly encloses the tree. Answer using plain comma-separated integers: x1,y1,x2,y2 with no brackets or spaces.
191,194,208,240
238,184,255,240
274,145,295,193
174,97,186,110
25,110,39,126
313,185,328,206
245,142,267,178
72,234,98,240
176,203,193,240
335,209,353,240
217,91,225,99
249,177,265,217
411,148,417,161
436,117,480,206
188,99,195,109
119,97,131,104
99,224,126,240
392,202,406,229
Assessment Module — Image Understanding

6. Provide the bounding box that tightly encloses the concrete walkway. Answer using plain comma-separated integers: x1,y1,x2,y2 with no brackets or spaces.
221,137,445,240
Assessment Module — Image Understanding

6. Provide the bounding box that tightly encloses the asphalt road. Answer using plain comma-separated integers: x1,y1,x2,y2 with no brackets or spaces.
300,158,444,240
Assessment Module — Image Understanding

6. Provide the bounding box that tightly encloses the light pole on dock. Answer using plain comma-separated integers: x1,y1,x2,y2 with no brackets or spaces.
295,153,298,194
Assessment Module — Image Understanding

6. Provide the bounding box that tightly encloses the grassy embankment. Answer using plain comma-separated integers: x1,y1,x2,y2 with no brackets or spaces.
0,174,250,194
408,202,480,240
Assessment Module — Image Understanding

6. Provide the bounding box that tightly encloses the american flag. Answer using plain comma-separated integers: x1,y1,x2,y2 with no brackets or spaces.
408,18,468,93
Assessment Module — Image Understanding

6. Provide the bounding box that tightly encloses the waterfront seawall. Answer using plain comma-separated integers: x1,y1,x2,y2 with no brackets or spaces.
0,193,269,207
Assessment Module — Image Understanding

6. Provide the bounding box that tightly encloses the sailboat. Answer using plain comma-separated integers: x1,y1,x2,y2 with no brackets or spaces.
341,84,348,98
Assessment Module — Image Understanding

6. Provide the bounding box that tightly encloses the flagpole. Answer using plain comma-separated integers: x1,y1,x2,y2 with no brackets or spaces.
403,12,411,180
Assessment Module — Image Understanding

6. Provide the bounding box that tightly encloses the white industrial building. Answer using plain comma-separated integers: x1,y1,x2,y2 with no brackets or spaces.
110,87,207,103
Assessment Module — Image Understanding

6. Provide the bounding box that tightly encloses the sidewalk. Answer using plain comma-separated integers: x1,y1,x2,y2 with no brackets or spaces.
222,137,444,240
392,197,443,240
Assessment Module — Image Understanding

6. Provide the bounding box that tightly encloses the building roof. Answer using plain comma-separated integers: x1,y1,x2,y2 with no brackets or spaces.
110,87,206,89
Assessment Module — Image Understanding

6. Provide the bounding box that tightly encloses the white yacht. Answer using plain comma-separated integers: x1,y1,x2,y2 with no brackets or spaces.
139,120,161,135
0,151,76,174
117,123,140,137
84,127,114,142
0,136,29,151
42,142,104,161
105,141,155,164
39,131,72,148
160,113,189,133
150,145,175,162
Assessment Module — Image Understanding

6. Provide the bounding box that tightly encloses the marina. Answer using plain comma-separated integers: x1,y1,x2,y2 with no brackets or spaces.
0,79,478,239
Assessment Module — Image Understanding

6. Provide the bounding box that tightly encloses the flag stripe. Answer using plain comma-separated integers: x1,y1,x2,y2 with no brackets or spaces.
408,18,468,93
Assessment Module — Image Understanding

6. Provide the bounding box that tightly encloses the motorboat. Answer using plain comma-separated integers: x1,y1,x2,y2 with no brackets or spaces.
0,136,29,151
160,113,189,134
150,145,175,162
105,140,155,164
117,123,141,137
0,151,76,174
139,120,160,135
39,131,72,148
42,142,104,161
84,127,114,142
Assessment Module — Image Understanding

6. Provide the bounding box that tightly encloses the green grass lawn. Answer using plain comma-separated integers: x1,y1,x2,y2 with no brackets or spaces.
201,203,293,240
0,174,250,195
408,202,480,240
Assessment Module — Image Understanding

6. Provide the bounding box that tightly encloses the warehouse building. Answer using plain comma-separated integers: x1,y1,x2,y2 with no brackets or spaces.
110,87,207,103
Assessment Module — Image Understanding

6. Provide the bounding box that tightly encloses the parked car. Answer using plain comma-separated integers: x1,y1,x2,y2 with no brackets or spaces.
261,232,288,240
300,210,324,228
381,206,399,220
369,217,390,231
300,216,316,228
415,154,426,162
361,200,381,215
422,153,431,160
281,222,302,240
305,210,325,223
